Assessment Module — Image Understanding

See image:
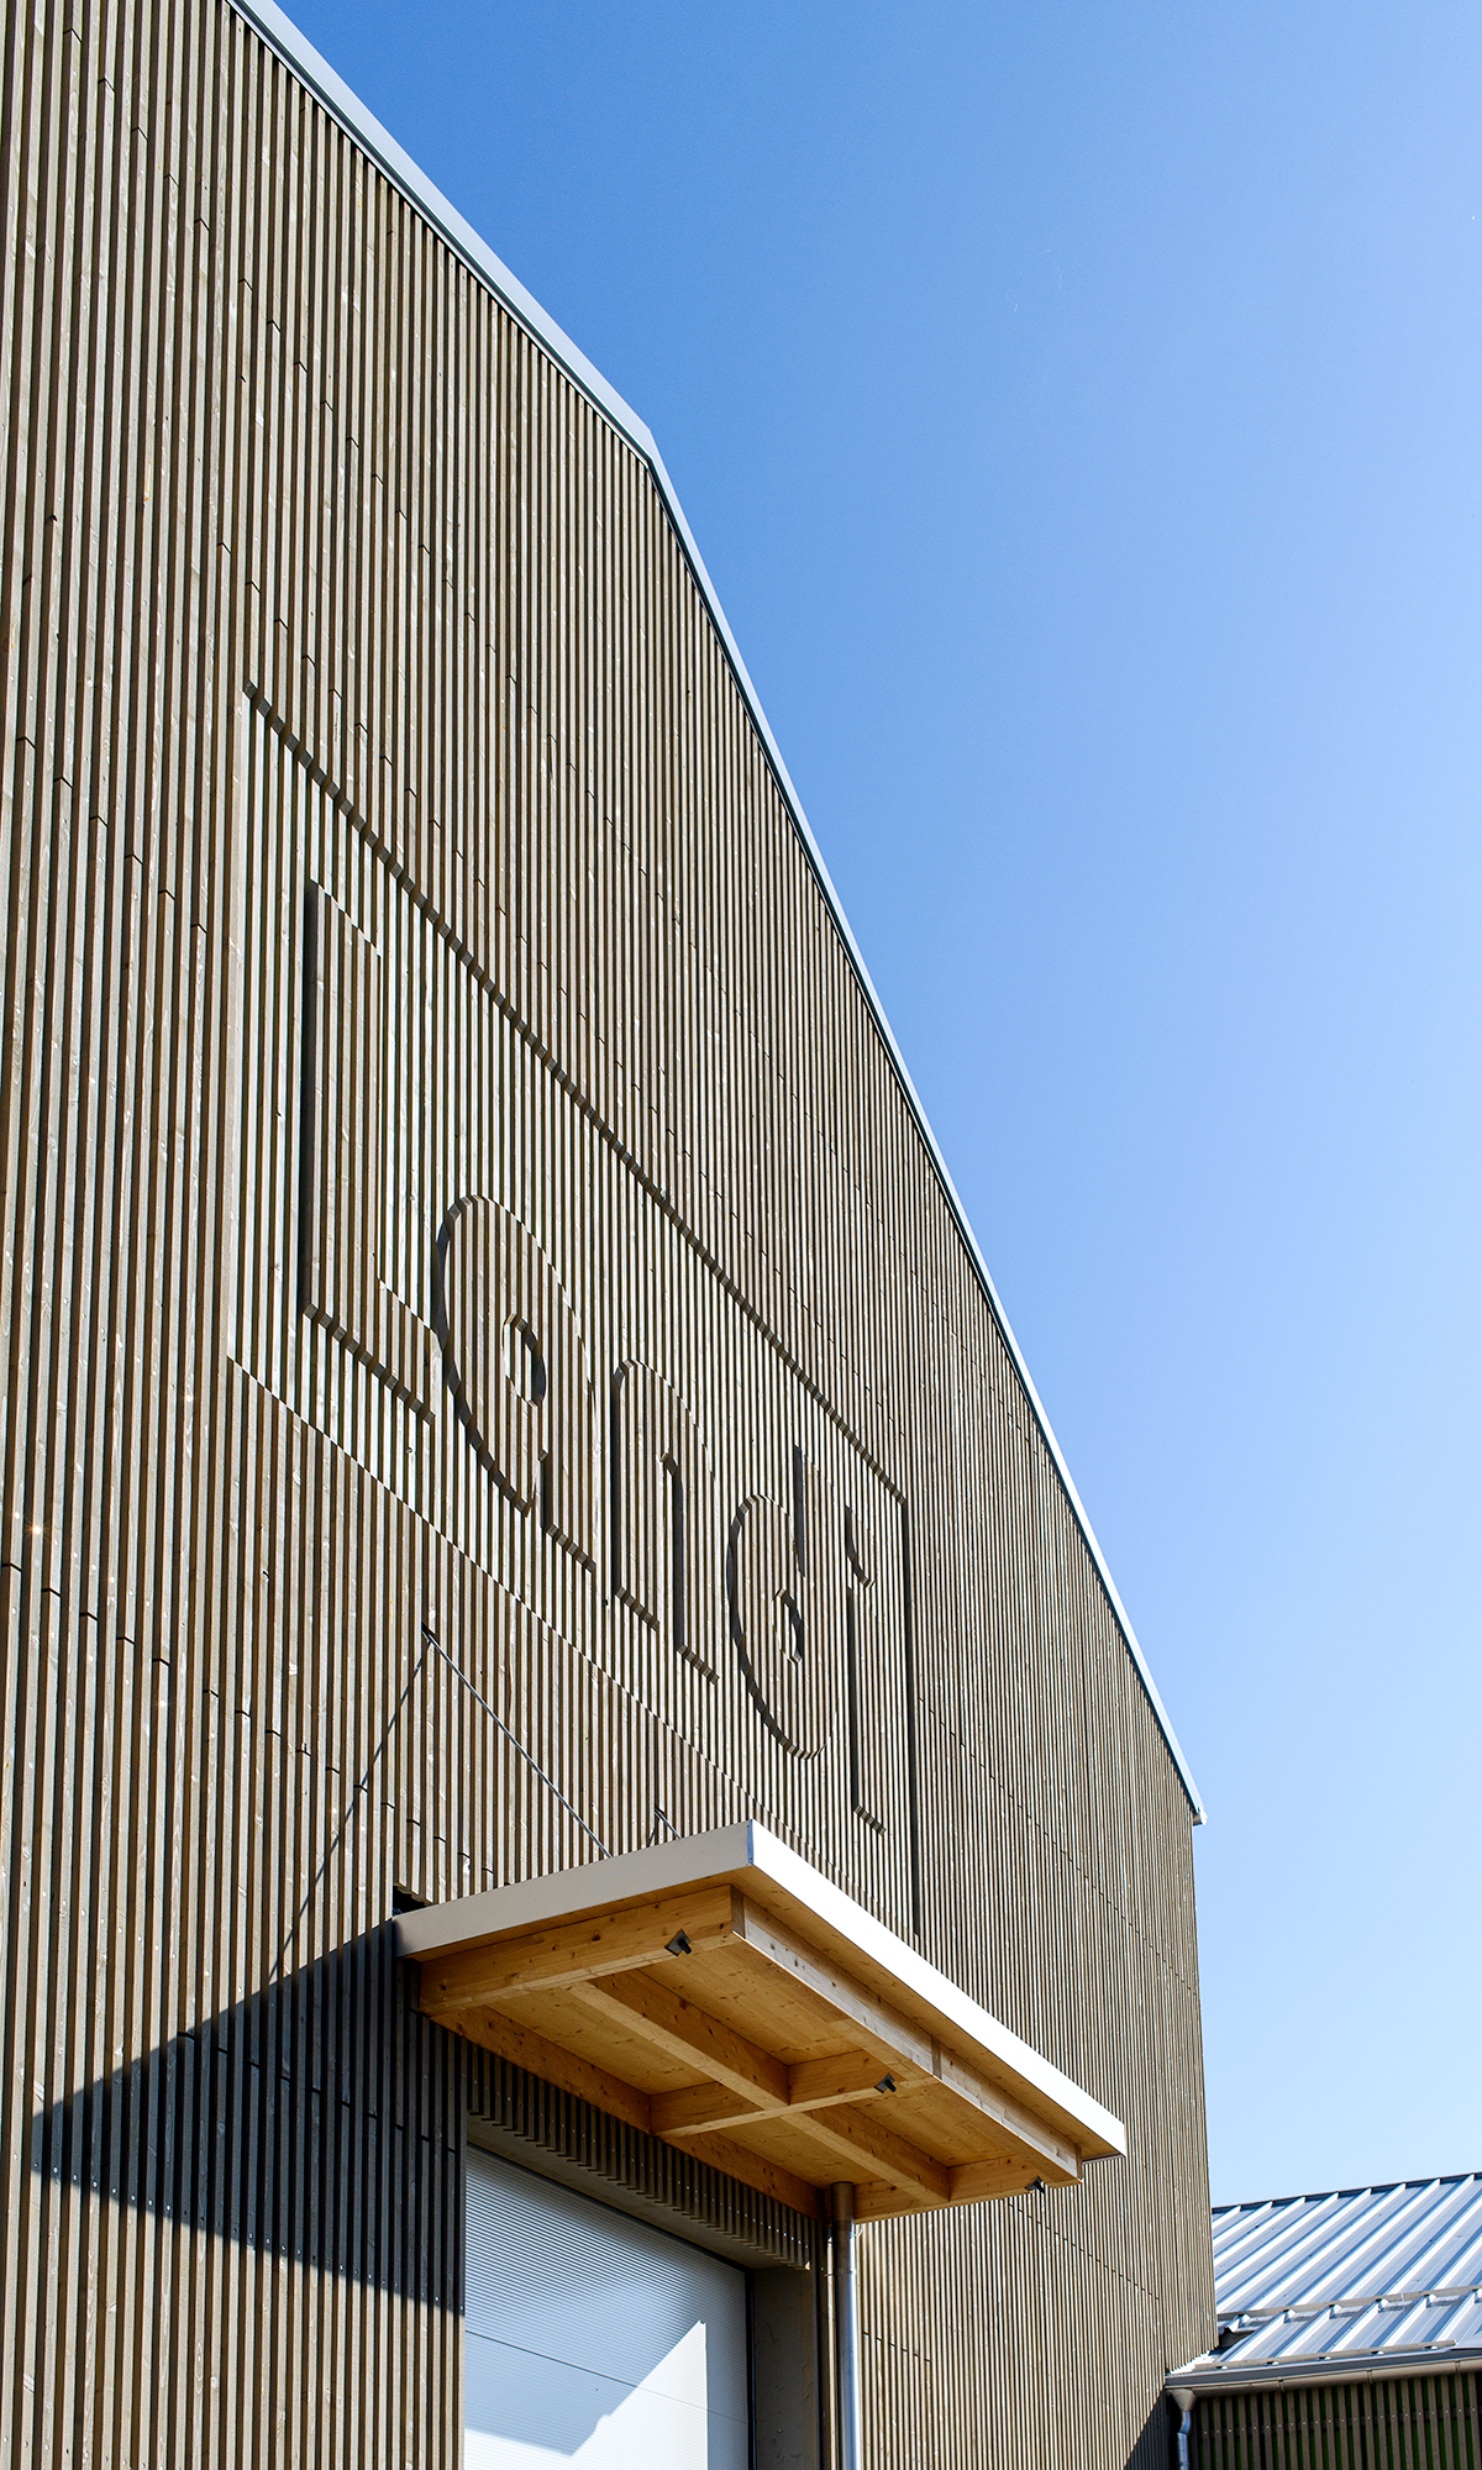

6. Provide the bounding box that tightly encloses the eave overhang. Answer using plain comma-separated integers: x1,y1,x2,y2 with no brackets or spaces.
398,1823,1125,2225
1168,2347,1482,2399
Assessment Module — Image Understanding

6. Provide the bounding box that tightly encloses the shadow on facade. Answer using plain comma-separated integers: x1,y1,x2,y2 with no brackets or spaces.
1134,2394,1181,2469
30,1944,1191,2461
29,1925,462,2304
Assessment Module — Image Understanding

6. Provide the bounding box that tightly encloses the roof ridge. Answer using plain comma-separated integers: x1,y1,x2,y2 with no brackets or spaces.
1215,2171,1482,2216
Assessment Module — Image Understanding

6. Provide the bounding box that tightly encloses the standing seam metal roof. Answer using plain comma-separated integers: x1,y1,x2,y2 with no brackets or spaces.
1174,2175,1482,2390
231,0,1204,1825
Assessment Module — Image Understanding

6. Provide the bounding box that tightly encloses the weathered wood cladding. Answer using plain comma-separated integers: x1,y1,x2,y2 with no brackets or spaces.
0,0,1213,2463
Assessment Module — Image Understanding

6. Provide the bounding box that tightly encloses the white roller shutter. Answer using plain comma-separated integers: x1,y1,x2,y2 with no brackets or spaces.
465,2148,750,2470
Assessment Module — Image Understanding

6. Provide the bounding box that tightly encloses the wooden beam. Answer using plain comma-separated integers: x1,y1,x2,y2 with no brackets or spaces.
852,2157,1075,2216
415,1888,737,2018
853,2181,935,2224
448,2004,653,2136
733,1897,1082,2179
732,1897,938,2072
950,2157,1060,2203
569,1968,789,2109
782,2103,952,2206
789,2050,909,2110
650,2081,765,2138
652,2050,895,2141
933,2046,1081,2179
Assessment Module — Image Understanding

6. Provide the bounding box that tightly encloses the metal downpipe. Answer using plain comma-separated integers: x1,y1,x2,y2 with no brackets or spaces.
831,2183,862,2470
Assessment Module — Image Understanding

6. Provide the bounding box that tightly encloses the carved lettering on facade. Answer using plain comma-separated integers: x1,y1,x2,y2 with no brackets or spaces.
436,1197,598,1570
844,1502,890,1830
243,725,912,1803
299,882,432,1413
729,1451,846,1758
610,1360,720,1680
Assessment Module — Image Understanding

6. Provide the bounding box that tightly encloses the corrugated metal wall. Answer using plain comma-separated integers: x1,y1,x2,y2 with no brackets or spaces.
0,0,1214,2461
1195,2375,1482,2470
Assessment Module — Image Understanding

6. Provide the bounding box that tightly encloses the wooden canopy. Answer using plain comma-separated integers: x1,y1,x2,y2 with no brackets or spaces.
398,1824,1125,2225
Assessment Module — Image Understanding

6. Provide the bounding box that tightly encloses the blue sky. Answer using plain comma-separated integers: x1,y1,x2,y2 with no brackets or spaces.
285,0,1482,2206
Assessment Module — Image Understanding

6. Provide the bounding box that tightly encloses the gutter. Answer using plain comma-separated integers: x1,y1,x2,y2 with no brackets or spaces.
228,0,1206,1828
1168,2348,1482,2398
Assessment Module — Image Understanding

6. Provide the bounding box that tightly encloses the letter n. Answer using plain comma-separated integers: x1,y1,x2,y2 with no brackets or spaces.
611,1362,719,1678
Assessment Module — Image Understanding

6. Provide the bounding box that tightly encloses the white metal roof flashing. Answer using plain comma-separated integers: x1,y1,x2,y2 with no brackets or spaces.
231,0,1204,1825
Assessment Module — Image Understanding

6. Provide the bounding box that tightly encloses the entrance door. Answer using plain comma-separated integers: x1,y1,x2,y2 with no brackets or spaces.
465,2148,750,2469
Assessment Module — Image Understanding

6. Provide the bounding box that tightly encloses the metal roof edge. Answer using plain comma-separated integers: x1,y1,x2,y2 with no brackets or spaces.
1169,2350,1482,2398
394,1823,757,1957
1214,2172,1482,2218
230,0,1205,1826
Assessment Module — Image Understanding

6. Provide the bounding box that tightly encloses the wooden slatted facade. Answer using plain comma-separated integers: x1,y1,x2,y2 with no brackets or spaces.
0,0,1215,2460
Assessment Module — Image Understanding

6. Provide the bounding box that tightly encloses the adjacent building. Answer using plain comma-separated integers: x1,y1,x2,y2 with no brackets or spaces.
1170,2174,1482,2468
0,0,1214,2459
